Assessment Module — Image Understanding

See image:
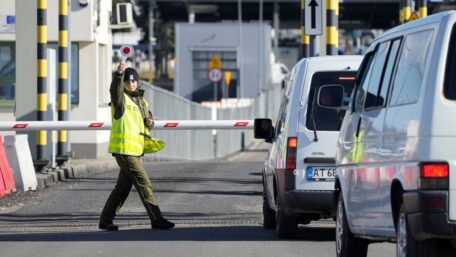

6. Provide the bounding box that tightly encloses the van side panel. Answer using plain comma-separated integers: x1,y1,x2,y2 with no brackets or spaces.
427,15,456,221
381,25,436,232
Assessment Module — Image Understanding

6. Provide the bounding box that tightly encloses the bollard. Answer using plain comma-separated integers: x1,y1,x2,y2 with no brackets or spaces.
4,135,38,192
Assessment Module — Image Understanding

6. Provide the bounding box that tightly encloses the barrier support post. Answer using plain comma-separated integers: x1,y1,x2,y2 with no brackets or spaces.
57,0,71,165
35,0,50,172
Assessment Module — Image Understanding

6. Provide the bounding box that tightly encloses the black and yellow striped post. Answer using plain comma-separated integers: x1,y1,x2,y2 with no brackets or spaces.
300,0,309,58
416,0,427,18
58,0,69,158
37,0,47,161
326,0,338,55
401,0,412,23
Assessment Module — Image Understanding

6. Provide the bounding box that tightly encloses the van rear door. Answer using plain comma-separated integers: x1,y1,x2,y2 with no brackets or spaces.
295,71,356,191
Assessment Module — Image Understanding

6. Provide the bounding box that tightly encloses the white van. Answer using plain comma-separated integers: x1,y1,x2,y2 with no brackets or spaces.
318,11,456,257
271,62,290,86
254,56,362,239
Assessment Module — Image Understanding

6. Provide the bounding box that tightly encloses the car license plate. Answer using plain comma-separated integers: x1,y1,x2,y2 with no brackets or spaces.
306,166,336,181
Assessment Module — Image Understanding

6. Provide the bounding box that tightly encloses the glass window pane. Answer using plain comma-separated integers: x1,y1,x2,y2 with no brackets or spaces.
47,43,79,105
353,53,375,112
192,50,238,102
99,44,108,106
378,39,401,106
306,71,357,131
364,42,390,110
390,30,433,106
444,25,456,100
0,43,15,107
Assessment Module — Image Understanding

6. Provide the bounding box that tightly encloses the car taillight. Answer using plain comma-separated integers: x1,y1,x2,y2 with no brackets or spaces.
419,162,449,190
421,163,449,178
286,137,297,170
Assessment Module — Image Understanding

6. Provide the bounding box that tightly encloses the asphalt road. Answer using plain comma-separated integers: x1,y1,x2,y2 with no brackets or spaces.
0,145,395,257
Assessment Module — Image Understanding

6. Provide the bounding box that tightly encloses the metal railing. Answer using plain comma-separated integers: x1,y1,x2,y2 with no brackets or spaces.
140,81,282,160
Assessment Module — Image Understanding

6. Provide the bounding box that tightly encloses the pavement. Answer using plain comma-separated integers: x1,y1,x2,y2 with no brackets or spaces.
34,141,270,190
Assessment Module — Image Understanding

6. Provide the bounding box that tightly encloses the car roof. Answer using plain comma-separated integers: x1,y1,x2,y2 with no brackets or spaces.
373,10,454,43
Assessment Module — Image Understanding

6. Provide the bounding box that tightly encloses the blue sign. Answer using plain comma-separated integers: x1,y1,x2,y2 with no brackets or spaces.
6,16,15,25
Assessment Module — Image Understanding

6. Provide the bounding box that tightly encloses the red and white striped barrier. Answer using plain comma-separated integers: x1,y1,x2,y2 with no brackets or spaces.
0,120,254,131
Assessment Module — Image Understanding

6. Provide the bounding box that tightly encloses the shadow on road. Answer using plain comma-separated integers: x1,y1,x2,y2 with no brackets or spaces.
0,225,336,242
297,226,335,241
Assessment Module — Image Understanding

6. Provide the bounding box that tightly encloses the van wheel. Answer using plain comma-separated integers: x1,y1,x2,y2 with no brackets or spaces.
263,186,276,229
396,203,437,257
336,195,368,257
276,196,297,239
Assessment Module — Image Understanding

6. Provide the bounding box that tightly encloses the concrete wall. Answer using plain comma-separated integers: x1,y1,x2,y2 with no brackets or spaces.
175,23,272,100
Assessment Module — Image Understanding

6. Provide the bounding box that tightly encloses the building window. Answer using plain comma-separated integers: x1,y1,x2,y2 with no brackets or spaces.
191,50,238,102
0,43,79,107
98,44,109,106
0,42,15,107
48,43,80,105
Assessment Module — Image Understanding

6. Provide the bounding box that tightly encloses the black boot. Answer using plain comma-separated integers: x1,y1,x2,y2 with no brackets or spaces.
99,220,119,231
150,205,175,230
152,218,175,230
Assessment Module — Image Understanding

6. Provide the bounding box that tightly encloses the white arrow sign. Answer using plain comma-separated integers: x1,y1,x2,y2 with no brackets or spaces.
305,0,323,35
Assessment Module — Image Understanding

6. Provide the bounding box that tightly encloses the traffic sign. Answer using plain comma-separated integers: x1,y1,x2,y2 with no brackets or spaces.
408,11,420,22
208,69,222,83
209,55,222,69
305,0,323,35
119,44,134,61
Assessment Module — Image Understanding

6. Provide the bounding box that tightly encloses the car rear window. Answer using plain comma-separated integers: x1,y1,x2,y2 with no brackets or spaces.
444,25,456,100
305,71,357,131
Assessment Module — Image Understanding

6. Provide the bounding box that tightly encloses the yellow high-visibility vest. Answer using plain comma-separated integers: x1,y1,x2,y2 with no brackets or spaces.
350,130,365,163
108,93,149,156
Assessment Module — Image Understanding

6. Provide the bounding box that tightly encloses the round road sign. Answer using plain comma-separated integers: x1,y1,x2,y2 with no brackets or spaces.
120,44,134,60
208,69,222,83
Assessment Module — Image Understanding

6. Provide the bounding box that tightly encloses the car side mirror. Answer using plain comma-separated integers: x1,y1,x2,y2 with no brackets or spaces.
317,84,348,110
254,118,274,143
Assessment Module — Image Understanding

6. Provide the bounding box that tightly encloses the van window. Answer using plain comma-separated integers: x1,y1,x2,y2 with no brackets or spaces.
306,71,357,131
389,30,433,106
275,66,296,137
378,39,401,106
364,42,390,110
444,25,456,100
353,52,375,113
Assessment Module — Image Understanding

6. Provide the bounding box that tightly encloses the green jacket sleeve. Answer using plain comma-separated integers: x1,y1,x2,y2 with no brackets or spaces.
110,71,125,120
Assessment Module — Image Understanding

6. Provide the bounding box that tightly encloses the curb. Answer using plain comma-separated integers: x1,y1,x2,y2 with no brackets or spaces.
35,159,118,190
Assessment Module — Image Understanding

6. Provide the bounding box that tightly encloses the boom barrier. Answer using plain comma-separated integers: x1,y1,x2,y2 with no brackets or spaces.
0,120,254,131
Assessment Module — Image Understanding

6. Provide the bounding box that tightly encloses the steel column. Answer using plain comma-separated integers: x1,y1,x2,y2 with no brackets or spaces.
326,0,338,56
37,0,47,161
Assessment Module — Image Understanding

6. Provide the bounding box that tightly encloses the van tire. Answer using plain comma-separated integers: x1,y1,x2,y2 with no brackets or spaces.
276,195,297,239
396,203,437,257
336,195,368,257
263,187,276,229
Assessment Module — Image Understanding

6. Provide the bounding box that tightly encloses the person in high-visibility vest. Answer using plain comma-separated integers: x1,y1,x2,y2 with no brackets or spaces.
98,61,174,231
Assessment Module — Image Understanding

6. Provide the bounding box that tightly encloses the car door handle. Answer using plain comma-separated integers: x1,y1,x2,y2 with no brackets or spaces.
355,117,362,138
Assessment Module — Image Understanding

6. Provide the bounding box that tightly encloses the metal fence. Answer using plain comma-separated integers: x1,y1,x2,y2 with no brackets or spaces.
140,81,282,160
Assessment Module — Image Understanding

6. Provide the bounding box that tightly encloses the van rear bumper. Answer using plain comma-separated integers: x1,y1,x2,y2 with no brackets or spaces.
404,191,456,240
283,190,334,215
276,169,334,216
